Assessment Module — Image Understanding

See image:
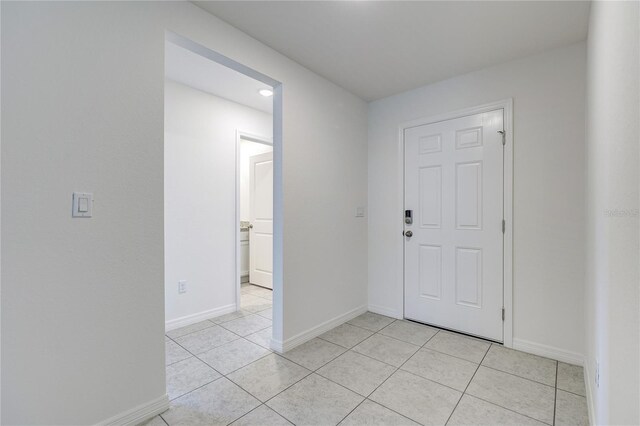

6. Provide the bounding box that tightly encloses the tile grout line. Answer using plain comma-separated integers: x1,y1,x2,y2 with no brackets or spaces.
335,399,368,426
465,393,553,426
344,319,396,333
225,403,294,426
167,308,268,341
223,403,264,426
218,321,272,339
444,341,491,425
165,321,218,340
458,394,554,426
556,388,588,398
477,363,558,389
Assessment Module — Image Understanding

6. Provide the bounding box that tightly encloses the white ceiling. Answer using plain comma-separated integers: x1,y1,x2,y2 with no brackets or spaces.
165,41,273,113
195,1,590,101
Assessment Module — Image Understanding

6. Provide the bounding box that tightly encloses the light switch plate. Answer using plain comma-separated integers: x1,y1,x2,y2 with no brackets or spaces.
72,192,93,218
355,207,365,217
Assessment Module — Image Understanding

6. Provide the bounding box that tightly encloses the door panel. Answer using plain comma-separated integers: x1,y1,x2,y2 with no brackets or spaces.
249,151,273,289
419,166,442,228
456,161,482,229
404,110,503,342
419,245,442,300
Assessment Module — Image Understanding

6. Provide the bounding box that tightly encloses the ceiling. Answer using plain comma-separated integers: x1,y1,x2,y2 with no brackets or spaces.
195,1,590,101
165,41,273,113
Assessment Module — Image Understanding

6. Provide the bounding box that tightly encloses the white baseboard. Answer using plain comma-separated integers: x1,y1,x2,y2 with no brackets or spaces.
270,305,368,353
584,361,596,426
165,304,236,332
367,304,403,319
512,338,584,366
97,394,169,426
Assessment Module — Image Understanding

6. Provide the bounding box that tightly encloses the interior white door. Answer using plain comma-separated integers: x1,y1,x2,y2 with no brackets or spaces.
249,151,273,289
404,109,504,342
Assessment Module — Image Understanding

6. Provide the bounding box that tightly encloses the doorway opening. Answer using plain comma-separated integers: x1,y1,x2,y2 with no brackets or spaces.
236,132,274,311
163,31,283,374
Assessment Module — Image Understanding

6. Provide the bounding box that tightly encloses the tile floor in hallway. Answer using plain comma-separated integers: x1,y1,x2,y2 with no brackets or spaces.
149,284,589,426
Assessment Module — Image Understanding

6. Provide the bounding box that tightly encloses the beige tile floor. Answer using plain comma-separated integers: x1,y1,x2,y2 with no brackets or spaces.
148,284,589,426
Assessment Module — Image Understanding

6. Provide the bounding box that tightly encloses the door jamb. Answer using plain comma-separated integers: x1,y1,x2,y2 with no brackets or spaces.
397,99,513,347
235,131,273,311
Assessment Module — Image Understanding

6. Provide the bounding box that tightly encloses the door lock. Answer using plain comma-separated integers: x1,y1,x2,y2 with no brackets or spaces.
404,230,413,238
405,210,413,224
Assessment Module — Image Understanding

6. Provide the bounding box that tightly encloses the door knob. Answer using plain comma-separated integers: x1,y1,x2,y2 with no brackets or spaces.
405,230,413,237
248,224,253,229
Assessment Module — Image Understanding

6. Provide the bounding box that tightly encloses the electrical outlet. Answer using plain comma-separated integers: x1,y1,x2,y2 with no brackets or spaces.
595,359,600,388
178,280,187,294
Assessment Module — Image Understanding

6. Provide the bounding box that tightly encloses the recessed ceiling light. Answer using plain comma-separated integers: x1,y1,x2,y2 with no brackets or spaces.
258,88,273,97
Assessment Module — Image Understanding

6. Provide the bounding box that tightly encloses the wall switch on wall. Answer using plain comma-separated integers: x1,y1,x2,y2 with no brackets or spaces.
355,207,365,217
72,192,93,218
595,359,600,388
178,280,187,294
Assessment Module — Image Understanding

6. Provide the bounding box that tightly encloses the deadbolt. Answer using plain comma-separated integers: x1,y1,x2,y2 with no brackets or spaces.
405,230,413,238
405,209,413,224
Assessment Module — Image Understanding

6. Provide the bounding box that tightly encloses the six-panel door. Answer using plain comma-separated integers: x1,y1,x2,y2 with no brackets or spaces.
404,110,504,342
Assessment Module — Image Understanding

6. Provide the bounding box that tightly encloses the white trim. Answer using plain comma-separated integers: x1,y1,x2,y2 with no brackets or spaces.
584,361,596,426
166,32,279,88
270,305,368,353
235,130,273,311
368,304,402,319
165,304,236,332
512,338,584,366
398,99,514,347
97,394,169,426
502,99,514,348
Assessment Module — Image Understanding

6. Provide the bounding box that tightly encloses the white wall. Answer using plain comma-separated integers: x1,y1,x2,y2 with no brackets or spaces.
368,42,587,360
240,140,273,222
164,80,271,327
1,2,368,424
584,2,639,424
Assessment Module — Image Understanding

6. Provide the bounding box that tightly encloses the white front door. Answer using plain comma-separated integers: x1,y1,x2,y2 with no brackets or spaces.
249,151,273,289
404,109,504,342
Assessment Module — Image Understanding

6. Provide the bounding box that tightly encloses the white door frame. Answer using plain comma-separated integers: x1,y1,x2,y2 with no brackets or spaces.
398,99,514,347
235,130,273,308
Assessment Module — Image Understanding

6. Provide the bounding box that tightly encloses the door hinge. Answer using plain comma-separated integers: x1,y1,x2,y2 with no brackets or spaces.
502,219,505,233
498,130,506,146
502,308,505,321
